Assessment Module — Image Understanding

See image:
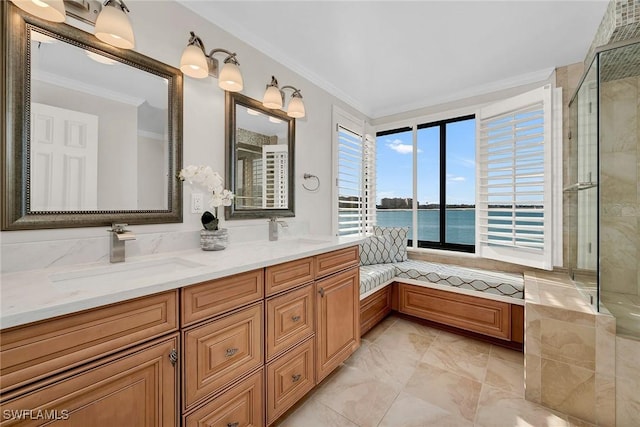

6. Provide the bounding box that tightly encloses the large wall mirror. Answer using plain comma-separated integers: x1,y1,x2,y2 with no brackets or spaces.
225,92,295,219
1,3,183,230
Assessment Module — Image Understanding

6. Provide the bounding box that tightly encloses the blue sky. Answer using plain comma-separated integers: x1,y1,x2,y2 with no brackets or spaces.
376,118,476,205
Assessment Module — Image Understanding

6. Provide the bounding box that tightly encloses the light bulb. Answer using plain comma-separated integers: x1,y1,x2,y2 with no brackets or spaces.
94,3,135,49
218,61,243,92
180,44,209,78
10,0,66,22
287,95,306,118
263,85,283,109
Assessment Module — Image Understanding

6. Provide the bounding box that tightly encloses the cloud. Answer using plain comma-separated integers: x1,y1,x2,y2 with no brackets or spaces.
386,139,421,154
454,156,476,168
447,174,466,182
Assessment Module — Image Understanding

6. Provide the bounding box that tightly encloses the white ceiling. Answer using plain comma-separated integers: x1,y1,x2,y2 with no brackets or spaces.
177,0,609,119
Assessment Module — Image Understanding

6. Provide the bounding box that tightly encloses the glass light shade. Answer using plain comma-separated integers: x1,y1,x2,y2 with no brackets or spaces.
180,45,209,78
262,85,283,109
94,4,135,49
218,62,243,92
287,96,306,118
11,0,66,22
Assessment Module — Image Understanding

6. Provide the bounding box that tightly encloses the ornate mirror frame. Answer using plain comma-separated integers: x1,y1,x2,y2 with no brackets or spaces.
1,2,183,230
225,91,295,220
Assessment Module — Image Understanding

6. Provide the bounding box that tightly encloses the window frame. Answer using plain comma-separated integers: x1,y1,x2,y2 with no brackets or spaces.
376,114,477,253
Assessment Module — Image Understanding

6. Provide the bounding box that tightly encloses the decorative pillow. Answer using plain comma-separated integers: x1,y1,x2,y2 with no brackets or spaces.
359,234,394,266
373,226,408,262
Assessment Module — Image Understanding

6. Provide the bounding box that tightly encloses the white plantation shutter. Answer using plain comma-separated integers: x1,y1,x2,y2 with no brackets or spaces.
477,85,553,270
337,125,364,235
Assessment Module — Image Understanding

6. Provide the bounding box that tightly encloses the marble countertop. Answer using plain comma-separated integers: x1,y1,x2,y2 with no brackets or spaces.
0,235,364,329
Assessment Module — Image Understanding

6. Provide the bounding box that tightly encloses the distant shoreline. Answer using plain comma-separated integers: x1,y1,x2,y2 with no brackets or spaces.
376,208,475,211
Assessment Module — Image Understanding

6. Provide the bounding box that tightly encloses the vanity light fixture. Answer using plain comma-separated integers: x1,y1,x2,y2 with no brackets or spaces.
94,0,135,49
262,76,306,118
10,0,67,23
180,31,243,92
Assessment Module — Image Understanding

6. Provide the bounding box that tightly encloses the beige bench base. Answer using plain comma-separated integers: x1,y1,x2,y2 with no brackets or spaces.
360,282,524,349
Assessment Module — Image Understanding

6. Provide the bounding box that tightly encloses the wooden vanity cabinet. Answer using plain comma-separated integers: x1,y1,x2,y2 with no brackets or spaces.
0,245,360,427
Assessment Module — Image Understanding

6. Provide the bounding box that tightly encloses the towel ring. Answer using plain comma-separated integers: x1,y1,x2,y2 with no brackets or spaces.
302,173,320,191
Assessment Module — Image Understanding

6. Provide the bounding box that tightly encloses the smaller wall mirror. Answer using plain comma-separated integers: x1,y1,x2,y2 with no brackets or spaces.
225,92,295,219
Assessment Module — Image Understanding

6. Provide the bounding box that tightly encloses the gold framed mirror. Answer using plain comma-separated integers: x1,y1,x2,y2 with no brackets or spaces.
1,2,183,230
225,91,295,220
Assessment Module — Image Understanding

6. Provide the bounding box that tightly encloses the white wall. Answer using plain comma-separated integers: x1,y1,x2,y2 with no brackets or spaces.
0,0,367,272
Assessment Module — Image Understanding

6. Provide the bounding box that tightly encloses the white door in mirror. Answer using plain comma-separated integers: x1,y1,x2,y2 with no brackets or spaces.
30,103,98,211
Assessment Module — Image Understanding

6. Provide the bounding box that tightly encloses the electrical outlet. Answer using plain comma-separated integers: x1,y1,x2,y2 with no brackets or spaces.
191,193,204,213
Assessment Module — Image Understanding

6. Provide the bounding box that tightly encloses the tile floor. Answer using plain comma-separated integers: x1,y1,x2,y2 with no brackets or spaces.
276,315,594,427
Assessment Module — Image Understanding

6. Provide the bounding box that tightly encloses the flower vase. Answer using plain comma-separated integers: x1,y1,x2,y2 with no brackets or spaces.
200,228,228,251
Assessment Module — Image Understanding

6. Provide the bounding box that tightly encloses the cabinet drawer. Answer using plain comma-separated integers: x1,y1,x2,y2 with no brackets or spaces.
266,284,314,361
181,269,263,327
0,291,178,394
183,303,263,410
265,257,314,296
314,246,358,278
183,369,263,427
0,335,178,427
398,284,511,340
266,338,315,425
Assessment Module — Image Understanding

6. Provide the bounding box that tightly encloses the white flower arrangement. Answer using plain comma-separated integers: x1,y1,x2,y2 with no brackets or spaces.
178,165,234,217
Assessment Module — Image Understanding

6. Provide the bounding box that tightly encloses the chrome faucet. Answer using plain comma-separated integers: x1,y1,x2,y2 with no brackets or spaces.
268,217,288,241
108,223,136,263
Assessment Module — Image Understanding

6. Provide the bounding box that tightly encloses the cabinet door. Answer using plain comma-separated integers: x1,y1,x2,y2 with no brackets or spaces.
315,267,360,382
0,335,178,427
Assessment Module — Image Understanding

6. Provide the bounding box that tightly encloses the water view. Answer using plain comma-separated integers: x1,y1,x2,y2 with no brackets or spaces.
376,209,475,245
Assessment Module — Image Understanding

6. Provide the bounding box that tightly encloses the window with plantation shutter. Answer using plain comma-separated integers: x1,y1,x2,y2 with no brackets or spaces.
477,85,553,270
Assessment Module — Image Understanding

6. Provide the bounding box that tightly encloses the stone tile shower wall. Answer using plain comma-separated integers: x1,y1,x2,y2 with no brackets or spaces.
599,76,640,299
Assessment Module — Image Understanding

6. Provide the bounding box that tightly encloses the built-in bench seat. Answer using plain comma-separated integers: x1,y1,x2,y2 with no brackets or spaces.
393,260,524,299
358,227,525,346
360,260,524,300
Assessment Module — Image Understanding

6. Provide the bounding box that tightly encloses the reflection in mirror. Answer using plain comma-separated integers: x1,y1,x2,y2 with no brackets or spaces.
2,1,183,230
226,92,295,220
235,105,288,209
29,28,169,211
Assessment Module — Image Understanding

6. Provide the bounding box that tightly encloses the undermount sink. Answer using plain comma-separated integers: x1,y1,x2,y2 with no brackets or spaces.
50,258,203,291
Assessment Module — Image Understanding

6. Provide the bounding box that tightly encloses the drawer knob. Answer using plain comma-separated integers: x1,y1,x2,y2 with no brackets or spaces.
291,373,302,382
227,423,239,427
291,315,301,322
225,348,239,357
318,287,325,297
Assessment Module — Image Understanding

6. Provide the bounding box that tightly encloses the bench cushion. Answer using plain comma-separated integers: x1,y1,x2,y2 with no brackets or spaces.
393,260,524,299
359,263,396,295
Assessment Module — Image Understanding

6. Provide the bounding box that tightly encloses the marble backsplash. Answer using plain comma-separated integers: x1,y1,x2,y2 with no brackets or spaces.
0,220,310,274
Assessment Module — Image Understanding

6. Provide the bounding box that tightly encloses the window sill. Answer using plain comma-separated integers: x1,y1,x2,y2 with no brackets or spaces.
407,247,478,259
